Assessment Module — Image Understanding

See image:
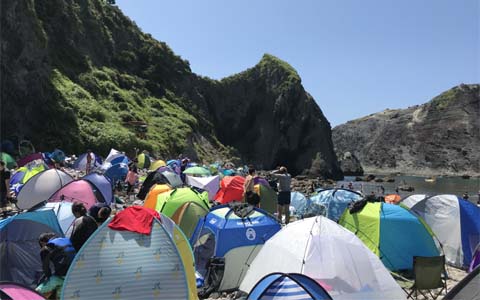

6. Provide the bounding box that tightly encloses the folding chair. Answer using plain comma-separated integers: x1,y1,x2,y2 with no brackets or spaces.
393,255,447,300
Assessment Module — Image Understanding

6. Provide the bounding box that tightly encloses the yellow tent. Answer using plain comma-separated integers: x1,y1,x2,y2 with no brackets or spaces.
144,184,171,209
149,160,166,171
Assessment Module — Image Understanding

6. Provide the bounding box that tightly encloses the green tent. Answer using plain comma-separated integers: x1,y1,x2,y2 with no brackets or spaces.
171,201,210,239
255,184,277,214
0,152,16,169
155,187,210,218
183,166,211,177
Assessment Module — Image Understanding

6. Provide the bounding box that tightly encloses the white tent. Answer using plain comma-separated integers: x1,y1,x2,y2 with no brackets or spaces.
401,194,428,208
240,216,405,300
186,175,220,200
16,169,73,210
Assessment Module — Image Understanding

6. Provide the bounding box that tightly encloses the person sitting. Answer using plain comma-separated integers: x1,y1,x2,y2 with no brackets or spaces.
70,202,98,252
36,233,76,299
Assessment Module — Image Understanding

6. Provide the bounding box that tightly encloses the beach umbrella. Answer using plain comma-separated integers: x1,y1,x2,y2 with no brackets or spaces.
183,166,211,177
149,159,166,171
137,152,151,169
0,152,16,169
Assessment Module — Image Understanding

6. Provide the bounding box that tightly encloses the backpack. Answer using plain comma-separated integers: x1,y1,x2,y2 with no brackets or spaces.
46,237,76,276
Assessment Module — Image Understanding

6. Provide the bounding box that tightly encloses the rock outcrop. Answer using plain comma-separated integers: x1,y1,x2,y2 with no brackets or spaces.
0,0,342,178
333,84,480,176
337,152,364,176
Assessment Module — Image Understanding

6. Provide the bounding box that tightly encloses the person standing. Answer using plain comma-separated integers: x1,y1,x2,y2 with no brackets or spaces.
85,149,93,174
70,202,98,252
243,166,260,206
125,165,138,196
0,161,11,208
271,166,291,224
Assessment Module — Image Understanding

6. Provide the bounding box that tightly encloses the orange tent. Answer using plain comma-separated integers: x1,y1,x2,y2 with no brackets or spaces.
385,194,402,204
214,176,245,204
143,184,171,209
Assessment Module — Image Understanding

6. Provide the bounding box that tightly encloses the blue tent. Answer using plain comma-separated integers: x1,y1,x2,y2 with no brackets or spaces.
248,273,332,300
289,192,310,217
0,210,64,286
109,155,128,166
73,152,102,171
190,205,281,291
310,189,363,221
83,173,113,205
104,163,128,184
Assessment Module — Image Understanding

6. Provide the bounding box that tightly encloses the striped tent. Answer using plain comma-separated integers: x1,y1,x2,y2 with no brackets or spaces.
247,273,332,300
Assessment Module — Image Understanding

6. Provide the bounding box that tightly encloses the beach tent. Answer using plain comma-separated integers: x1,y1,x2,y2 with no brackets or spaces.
48,179,106,209
144,184,172,209
339,202,440,271
16,152,44,168
137,168,182,200
469,244,480,272
150,159,166,171
83,172,113,205
183,166,211,177
410,194,480,268
61,206,192,300
16,169,73,210
0,152,16,169
254,182,277,214
240,216,405,300
10,163,47,195
104,163,128,184
214,176,245,204
137,152,151,169
153,187,210,217
247,273,332,300
186,175,220,200
0,282,45,300
73,152,102,171
443,265,480,300
36,201,75,236
167,159,181,174
289,192,310,217
171,201,210,239
310,188,363,221
0,210,64,286
191,204,281,291
401,194,428,209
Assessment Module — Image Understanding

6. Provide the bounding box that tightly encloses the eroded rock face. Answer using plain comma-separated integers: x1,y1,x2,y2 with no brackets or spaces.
337,152,364,176
333,84,480,176
1,0,342,178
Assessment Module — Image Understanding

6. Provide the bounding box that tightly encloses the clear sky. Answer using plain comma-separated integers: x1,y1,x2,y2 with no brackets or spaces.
116,0,478,127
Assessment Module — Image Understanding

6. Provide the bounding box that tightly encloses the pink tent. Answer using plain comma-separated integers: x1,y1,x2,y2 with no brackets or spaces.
48,180,98,209
0,282,45,300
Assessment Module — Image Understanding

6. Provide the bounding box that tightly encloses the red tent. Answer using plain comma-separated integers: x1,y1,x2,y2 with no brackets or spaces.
214,176,245,204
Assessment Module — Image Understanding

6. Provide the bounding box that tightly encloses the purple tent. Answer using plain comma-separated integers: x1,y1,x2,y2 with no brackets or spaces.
469,244,480,272
254,177,269,187
83,173,113,205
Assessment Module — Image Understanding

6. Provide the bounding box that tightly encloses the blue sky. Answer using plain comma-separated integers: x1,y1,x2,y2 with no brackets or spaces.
116,0,478,126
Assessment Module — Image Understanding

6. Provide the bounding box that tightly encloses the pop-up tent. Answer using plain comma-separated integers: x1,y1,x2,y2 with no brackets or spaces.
103,163,128,184
191,204,281,292
339,202,440,271
214,176,245,204
137,168,182,200
247,273,332,300
35,201,75,236
73,152,102,171
48,179,106,209
16,169,73,210
137,152,151,169
401,194,428,209
61,206,193,300
410,194,480,268
0,210,64,286
9,163,48,195
309,188,363,221
0,152,17,169
186,175,220,200
0,282,46,300
144,184,172,209
83,173,113,205
240,216,405,300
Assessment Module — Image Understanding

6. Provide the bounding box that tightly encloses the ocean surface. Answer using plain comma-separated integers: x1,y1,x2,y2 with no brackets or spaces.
338,175,480,203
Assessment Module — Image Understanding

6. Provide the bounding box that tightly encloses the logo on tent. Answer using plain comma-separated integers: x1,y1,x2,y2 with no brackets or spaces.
246,228,256,241
209,219,217,224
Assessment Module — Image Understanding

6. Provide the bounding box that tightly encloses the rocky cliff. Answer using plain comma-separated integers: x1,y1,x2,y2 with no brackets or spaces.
333,84,480,176
0,0,342,178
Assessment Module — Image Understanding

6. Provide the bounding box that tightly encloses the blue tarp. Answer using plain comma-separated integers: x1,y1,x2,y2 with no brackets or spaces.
310,189,363,221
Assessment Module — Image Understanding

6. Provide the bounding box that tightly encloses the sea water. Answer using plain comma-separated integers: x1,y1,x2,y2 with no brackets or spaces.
338,175,480,203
